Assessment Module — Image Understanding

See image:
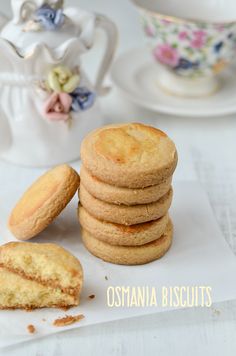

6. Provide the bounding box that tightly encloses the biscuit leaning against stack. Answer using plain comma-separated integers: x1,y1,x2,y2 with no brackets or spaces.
8,164,80,241
78,123,178,265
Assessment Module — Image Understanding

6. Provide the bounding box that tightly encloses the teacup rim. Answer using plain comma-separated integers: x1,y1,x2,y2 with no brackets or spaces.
131,0,236,25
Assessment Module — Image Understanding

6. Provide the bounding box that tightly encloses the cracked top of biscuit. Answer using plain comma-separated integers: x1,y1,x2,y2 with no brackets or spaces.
94,124,171,165
81,123,177,188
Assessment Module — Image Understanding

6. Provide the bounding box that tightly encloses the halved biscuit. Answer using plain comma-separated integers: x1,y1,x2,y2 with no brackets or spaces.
0,242,83,296
78,204,169,246
81,123,177,188
81,219,173,265
8,164,80,240
0,268,77,310
79,184,173,225
80,165,172,205
0,242,83,310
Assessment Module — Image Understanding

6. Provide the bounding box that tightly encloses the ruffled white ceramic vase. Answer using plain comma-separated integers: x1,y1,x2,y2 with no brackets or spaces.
0,0,118,167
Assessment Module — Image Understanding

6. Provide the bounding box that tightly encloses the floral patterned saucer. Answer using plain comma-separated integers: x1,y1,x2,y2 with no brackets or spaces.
111,47,236,118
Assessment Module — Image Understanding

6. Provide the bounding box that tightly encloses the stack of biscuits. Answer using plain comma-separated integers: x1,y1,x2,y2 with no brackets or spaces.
78,123,178,265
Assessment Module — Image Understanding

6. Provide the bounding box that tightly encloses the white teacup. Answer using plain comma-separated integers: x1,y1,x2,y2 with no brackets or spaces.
132,0,236,96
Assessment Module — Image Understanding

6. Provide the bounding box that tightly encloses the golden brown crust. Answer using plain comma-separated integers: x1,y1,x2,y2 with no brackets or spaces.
80,165,172,205
81,123,177,188
78,204,169,246
8,165,80,240
79,183,173,225
81,219,173,265
0,303,76,311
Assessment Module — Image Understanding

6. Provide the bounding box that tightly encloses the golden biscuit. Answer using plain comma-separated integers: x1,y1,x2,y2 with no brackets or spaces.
81,219,173,265
0,242,83,310
79,184,173,225
8,165,80,240
78,204,169,246
80,165,172,205
81,123,177,188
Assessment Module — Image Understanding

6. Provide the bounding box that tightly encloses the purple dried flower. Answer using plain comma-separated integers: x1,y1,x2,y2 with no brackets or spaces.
35,5,65,31
71,87,96,112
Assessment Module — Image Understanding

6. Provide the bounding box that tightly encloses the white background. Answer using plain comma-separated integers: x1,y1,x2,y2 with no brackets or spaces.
1,0,236,355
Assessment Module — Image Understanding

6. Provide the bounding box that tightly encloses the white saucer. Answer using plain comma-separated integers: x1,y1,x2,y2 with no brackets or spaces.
111,47,236,117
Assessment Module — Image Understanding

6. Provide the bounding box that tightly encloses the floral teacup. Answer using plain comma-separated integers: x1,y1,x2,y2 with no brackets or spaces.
132,0,236,96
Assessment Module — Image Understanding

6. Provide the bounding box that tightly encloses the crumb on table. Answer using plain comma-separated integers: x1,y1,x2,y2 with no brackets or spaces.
89,294,95,299
27,324,36,334
53,314,85,327
60,306,71,311
212,308,221,316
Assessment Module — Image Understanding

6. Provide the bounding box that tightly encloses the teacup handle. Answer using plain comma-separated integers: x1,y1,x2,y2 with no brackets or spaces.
94,14,118,96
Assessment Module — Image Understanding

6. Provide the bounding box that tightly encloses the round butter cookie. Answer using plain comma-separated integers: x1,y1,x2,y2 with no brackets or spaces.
9,165,80,240
81,123,177,188
79,184,173,225
81,219,173,265
78,204,169,246
80,165,172,205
